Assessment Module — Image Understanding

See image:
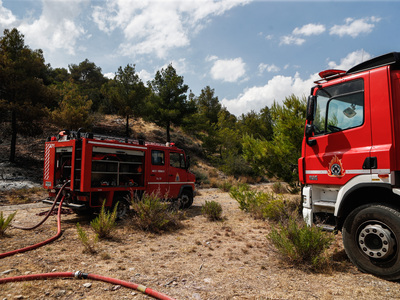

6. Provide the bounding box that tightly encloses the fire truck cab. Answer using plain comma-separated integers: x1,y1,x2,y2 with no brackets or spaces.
299,52,400,280
43,130,196,218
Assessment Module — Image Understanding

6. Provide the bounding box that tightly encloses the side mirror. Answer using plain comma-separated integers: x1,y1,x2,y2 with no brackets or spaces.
306,95,316,121
186,155,191,170
305,124,317,146
305,124,314,138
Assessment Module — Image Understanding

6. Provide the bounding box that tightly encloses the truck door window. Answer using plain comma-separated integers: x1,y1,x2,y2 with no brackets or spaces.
151,150,165,165
170,152,185,168
314,79,364,135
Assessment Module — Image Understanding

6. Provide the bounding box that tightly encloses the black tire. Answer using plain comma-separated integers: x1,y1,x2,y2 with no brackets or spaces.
179,189,193,209
342,204,400,280
113,197,131,220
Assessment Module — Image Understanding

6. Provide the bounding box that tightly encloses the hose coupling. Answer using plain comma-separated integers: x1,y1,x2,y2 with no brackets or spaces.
74,271,88,279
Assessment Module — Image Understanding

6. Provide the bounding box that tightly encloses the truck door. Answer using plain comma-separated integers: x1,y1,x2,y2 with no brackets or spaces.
304,78,372,185
168,151,187,198
147,149,169,197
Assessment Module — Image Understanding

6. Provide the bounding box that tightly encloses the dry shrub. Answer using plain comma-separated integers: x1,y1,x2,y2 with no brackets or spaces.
208,168,219,178
131,193,183,233
272,182,287,194
202,200,223,221
7,187,44,204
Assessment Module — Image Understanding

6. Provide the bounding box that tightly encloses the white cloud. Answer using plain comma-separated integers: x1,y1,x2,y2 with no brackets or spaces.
104,72,114,79
222,50,376,116
281,23,325,46
0,0,17,27
293,23,325,36
280,35,305,46
138,69,152,83
258,63,280,74
221,72,314,116
18,0,89,55
92,0,250,58
159,58,188,75
210,57,246,82
328,49,371,70
330,17,381,38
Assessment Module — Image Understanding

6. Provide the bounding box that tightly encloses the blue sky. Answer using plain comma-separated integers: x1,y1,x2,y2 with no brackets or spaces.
1,0,400,116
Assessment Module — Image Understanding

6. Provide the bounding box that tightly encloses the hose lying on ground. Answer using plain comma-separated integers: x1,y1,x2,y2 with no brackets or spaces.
0,194,65,259
0,271,176,300
0,180,176,300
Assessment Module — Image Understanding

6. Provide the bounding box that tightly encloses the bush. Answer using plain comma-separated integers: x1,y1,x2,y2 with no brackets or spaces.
192,168,210,185
267,217,334,270
131,193,183,233
229,183,254,212
230,185,290,221
0,211,16,237
272,182,287,194
90,202,118,239
76,222,98,254
218,179,234,192
202,200,223,221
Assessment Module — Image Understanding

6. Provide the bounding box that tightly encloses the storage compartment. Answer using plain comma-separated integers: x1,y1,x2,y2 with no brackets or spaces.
90,147,144,188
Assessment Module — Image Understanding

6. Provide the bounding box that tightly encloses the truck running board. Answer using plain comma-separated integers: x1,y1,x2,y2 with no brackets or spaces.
316,224,336,232
42,199,86,210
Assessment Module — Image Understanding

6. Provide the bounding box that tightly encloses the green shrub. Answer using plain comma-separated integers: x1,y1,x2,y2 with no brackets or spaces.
202,200,223,221
76,222,98,254
229,183,254,212
192,168,210,185
131,193,182,233
90,202,118,239
230,185,290,221
267,217,334,270
0,211,16,237
218,180,233,192
255,194,287,221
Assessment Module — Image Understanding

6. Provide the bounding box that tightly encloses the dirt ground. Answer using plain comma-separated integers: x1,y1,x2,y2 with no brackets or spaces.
1,187,400,300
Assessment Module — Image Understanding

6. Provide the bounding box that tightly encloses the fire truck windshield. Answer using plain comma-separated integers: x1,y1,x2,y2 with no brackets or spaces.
313,79,364,135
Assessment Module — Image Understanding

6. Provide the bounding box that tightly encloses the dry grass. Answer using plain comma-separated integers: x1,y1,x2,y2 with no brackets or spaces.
1,186,399,299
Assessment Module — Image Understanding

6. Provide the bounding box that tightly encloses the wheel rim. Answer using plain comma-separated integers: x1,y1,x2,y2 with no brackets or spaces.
181,194,189,207
116,201,129,219
358,222,396,259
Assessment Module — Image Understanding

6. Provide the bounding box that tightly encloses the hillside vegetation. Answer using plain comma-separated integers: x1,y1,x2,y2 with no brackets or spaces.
1,28,306,188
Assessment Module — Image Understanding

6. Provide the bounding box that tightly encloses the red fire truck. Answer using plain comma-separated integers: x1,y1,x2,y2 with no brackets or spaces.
299,52,400,279
43,130,196,218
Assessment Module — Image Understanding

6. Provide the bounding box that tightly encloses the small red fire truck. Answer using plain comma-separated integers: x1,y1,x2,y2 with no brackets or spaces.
43,130,196,218
299,52,400,279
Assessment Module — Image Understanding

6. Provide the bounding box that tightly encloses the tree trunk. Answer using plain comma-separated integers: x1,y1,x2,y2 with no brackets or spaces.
166,121,171,142
10,109,17,162
125,115,130,137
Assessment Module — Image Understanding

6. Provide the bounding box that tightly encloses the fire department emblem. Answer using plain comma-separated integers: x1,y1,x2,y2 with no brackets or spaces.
328,155,345,177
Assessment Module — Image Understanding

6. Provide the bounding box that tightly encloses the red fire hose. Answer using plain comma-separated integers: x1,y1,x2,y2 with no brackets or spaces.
0,194,65,259
0,271,176,300
0,181,176,300
11,181,70,230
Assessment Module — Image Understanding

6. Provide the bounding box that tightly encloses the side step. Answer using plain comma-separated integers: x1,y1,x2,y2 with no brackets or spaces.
316,224,336,232
42,199,86,210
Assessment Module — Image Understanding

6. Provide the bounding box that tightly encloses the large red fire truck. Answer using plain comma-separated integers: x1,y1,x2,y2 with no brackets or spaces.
299,52,400,279
43,130,196,218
